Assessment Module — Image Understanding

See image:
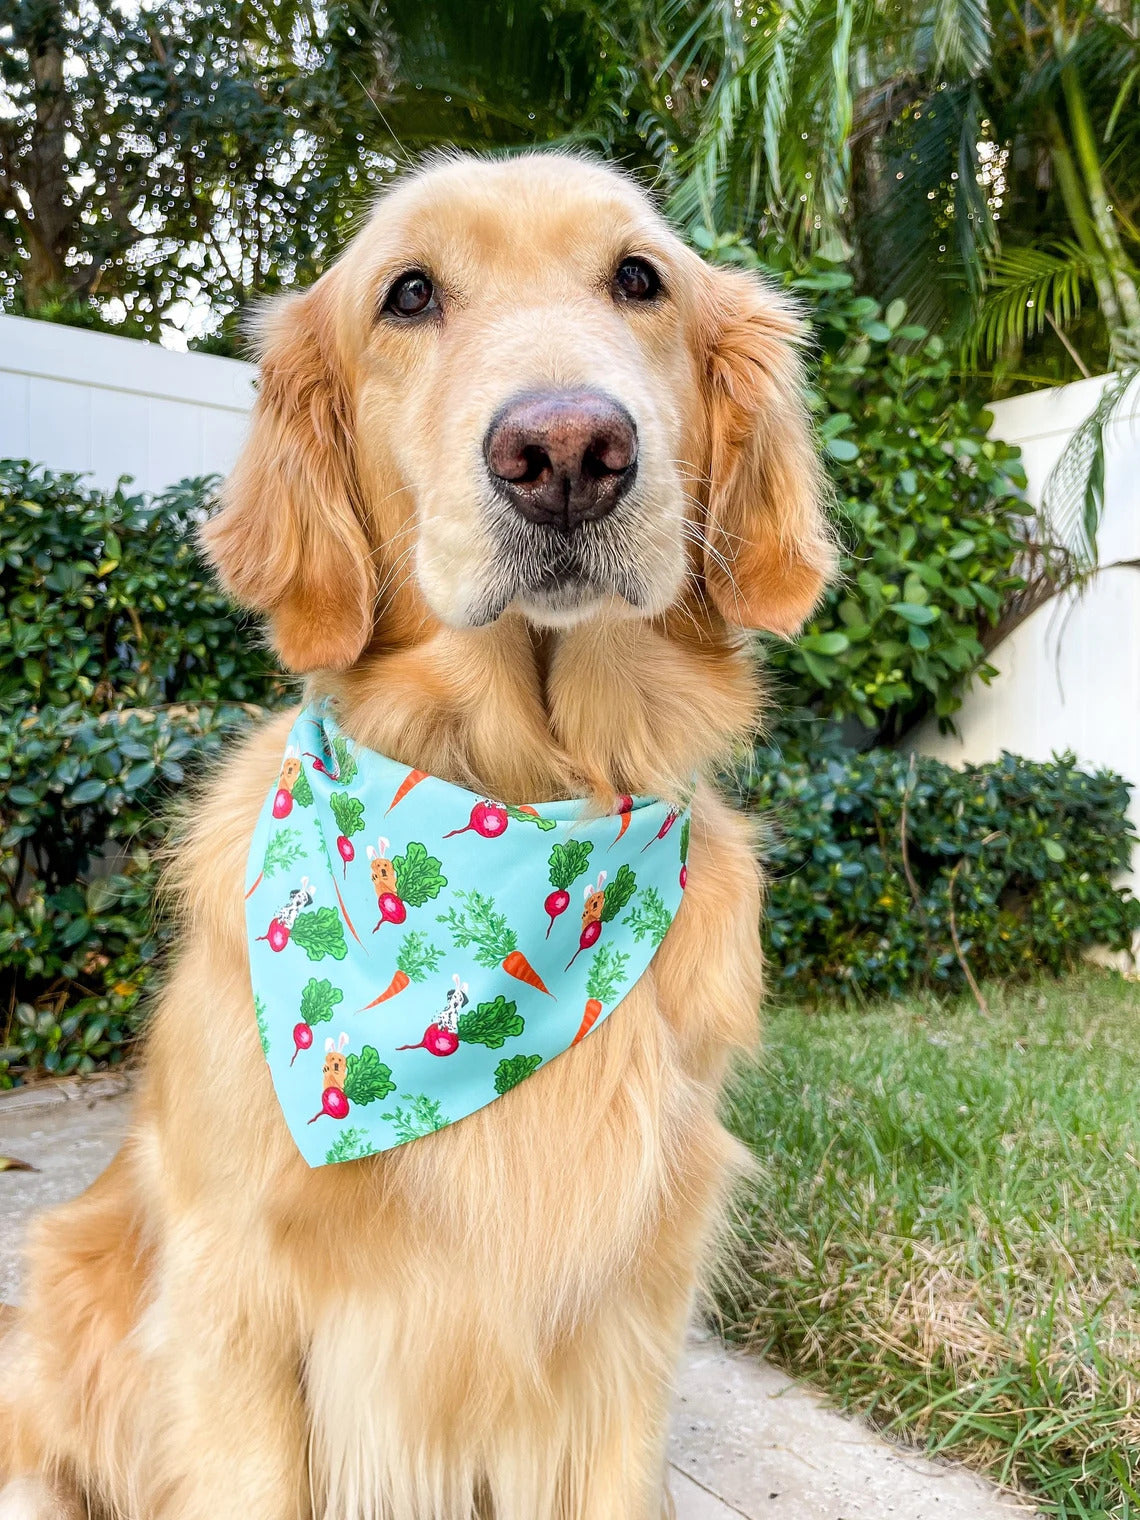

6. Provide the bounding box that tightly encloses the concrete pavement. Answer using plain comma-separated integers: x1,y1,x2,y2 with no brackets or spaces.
1,1082,1037,1519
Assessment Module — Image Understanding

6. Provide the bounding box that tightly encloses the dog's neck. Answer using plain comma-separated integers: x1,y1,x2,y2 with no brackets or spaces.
318,606,760,805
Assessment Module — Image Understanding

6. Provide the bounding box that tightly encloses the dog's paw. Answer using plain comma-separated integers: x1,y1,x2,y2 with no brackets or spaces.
0,1478,80,1520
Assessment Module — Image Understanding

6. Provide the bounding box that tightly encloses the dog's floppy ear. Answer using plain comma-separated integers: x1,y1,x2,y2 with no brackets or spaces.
698,264,835,635
200,276,374,672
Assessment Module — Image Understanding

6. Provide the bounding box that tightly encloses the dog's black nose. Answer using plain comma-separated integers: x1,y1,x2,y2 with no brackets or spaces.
485,389,638,530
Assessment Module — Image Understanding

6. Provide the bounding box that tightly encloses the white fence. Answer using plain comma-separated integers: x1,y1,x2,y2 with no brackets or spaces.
1,315,1137,899
0,313,255,493
913,373,1140,901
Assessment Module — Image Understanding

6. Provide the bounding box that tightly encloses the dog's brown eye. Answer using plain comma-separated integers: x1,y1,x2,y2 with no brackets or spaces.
613,257,661,303
383,271,437,319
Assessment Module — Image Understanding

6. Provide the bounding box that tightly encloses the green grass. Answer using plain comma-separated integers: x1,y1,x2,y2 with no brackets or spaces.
722,970,1140,1519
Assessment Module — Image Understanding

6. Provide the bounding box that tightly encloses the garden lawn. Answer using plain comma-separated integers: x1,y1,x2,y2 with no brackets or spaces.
722,970,1140,1519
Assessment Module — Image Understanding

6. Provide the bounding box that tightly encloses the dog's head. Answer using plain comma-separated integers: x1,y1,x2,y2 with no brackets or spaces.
202,153,833,671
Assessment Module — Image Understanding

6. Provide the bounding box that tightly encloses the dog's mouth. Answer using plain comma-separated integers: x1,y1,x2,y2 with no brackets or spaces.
470,508,650,627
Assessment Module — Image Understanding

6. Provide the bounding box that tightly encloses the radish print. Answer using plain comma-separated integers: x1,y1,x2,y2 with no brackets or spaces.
329,792,365,877
272,746,302,818
544,839,594,936
399,982,524,1059
367,839,447,933
444,800,508,840
641,806,680,852
397,1023,460,1057
256,877,315,952
566,865,637,969
679,816,691,889
290,1021,313,1065
306,1034,394,1123
444,800,557,840
303,751,339,780
290,978,344,1063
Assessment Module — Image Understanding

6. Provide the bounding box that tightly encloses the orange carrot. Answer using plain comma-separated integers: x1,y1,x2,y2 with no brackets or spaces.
244,872,263,900
358,968,409,1010
387,769,428,814
611,812,631,848
572,998,603,1045
501,949,554,997
516,804,540,817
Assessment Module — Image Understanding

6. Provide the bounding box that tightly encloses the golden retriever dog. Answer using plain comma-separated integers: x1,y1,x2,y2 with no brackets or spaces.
0,152,832,1520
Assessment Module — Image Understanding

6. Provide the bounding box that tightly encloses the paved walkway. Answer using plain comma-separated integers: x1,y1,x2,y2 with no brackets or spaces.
0,1083,1036,1519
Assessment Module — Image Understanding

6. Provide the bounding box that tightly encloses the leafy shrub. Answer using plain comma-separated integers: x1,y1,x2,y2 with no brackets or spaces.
0,463,285,1084
732,746,1140,1003
699,235,1033,747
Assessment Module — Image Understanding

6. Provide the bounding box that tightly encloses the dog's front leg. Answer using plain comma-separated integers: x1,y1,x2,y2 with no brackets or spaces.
146,1256,311,1520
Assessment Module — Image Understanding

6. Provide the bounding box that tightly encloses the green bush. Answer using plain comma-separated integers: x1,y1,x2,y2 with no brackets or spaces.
0,463,284,1084
733,746,1140,1003
699,234,1033,747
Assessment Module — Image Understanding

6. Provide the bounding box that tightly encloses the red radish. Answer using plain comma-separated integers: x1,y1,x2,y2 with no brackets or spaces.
566,917,602,969
544,888,571,937
641,809,679,852
679,864,688,889
375,891,407,926
396,1024,460,1057
336,835,355,873
257,918,290,952
444,800,508,840
307,1086,349,1123
272,788,293,819
291,1022,313,1065
303,751,338,779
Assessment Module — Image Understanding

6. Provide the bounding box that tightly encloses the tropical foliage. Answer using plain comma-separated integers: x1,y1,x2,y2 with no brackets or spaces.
5,0,1139,387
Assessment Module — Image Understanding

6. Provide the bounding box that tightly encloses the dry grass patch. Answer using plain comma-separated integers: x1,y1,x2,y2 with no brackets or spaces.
721,970,1140,1518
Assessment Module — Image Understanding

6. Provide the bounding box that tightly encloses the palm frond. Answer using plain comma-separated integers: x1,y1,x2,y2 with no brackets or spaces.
1041,368,1140,571
932,0,992,79
967,241,1092,364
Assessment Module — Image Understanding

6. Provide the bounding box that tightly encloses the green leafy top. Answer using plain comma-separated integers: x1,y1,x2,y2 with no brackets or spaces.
438,889,517,967
505,803,556,831
324,1127,376,1165
457,995,523,1049
381,1093,450,1142
392,841,447,908
586,943,630,1004
329,791,365,839
343,1045,395,1106
331,735,358,785
291,767,313,808
254,994,269,1057
291,907,347,962
549,838,594,891
679,817,691,864
493,1053,542,1095
263,828,303,878
300,976,343,1025
600,864,637,923
623,887,672,948
395,931,444,982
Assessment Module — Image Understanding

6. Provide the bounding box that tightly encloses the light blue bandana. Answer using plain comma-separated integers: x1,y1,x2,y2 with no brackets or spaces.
245,704,691,1166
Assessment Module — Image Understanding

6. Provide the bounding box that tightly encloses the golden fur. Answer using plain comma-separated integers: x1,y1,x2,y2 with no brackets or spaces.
0,153,832,1520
